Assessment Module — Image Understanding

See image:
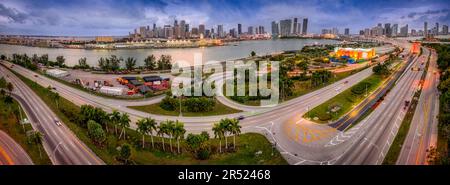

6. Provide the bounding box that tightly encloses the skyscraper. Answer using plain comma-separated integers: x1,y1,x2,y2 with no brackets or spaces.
344,28,350,35
424,22,428,38
248,26,253,35
199,24,205,37
392,24,398,37
400,24,408,37
217,25,224,38
293,18,298,34
280,19,292,37
436,22,439,35
302,18,308,35
443,25,449,35
238,24,242,35
271,21,279,36
384,23,391,37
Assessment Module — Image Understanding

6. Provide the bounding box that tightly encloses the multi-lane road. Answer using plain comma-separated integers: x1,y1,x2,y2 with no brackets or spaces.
397,48,439,165
0,130,33,165
0,65,104,165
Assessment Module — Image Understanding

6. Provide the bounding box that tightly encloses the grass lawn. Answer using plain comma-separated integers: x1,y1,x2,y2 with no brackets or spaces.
304,74,384,124
0,97,52,165
224,67,368,106
128,99,242,117
11,68,285,165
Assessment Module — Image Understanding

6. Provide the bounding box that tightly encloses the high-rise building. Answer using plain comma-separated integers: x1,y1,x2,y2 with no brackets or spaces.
302,18,308,35
364,28,370,37
424,22,428,38
400,24,408,37
359,30,364,35
411,29,417,36
271,21,279,36
392,24,398,37
248,26,253,35
238,24,242,35
344,28,350,35
332,27,339,35
293,18,298,34
443,25,449,35
217,25,224,38
297,23,301,35
436,22,439,35
280,19,292,36
199,24,205,37
258,26,265,34
384,23,391,37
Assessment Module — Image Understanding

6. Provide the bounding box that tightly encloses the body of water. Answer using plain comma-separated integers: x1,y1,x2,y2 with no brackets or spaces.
0,39,340,67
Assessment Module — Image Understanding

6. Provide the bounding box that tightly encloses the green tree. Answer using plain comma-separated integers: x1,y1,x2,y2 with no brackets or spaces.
125,57,136,71
118,143,132,164
186,131,210,159
56,55,65,67
87,120,106,145
251,51,256,57
109,55,123,71
157,55,172,70
6,82,13,96
212,122,225,153
109,110,121,135
173,121,186,154
136,118,150,149
229,118,241,149
144,55,157,70
118,113,130,139
29,131,43,158
158,122,168,151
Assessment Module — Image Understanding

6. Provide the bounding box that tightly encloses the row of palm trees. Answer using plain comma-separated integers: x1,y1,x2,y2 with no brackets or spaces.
212,118,242,153
136,118,186,154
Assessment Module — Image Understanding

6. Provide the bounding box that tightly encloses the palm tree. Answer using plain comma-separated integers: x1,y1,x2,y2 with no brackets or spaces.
118,113,130,140
53,92,60,109
109,110,121,135
173,121,186,154
144,55,156,70
125,57,136,71
229,119,241,149
145,118,157,148
30,131,43,158
158,122,167,151
219,119,231,150
212,123,224,153
136,118,150,149
165,120,175,153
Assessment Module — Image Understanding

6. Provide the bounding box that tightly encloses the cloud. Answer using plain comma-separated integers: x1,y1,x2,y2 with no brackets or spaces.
0,3,28,23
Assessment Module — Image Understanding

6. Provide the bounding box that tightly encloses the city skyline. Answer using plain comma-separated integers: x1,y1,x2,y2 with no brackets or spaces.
0,0,449,36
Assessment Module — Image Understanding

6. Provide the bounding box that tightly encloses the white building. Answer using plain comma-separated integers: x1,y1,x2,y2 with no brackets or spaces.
46,69,69,78
99,86,125,96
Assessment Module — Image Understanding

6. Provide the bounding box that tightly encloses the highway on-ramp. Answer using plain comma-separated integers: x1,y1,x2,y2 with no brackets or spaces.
0,130,33,165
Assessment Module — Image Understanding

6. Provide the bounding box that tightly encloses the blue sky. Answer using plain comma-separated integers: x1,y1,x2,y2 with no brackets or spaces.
0,0,449,36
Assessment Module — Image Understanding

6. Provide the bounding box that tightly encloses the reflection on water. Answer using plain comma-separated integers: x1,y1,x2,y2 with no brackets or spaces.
0,39,339,67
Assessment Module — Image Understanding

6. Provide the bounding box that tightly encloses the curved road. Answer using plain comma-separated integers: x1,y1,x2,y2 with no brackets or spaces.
0,130,33,165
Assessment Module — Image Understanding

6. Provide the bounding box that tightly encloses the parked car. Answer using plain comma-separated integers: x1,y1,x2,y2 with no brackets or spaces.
237,115,245,120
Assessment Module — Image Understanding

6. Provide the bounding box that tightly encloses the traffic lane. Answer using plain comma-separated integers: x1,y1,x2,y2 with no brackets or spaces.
333,51,422,164
0,131,33,165
1,65,103,165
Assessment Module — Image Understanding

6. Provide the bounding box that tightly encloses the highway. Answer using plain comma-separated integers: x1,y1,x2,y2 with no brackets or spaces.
397,48,439,165
2,38,435,165
0,130,33,165
0,65,104,165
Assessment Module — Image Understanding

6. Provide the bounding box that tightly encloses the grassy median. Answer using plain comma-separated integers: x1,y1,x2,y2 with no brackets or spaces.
304,74,384,123
128,99,242,117
11,68,286,165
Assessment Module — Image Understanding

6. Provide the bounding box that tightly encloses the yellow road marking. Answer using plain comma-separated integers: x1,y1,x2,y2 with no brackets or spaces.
0,146,14,165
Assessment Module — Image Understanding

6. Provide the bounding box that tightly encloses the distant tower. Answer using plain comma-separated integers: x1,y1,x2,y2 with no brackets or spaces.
302,18,308,35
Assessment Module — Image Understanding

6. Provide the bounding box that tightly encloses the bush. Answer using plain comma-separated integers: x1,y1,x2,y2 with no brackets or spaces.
317,112,331,121
183,97,215,112
159,96,179,111
197,149,210,160
351,82,371,95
